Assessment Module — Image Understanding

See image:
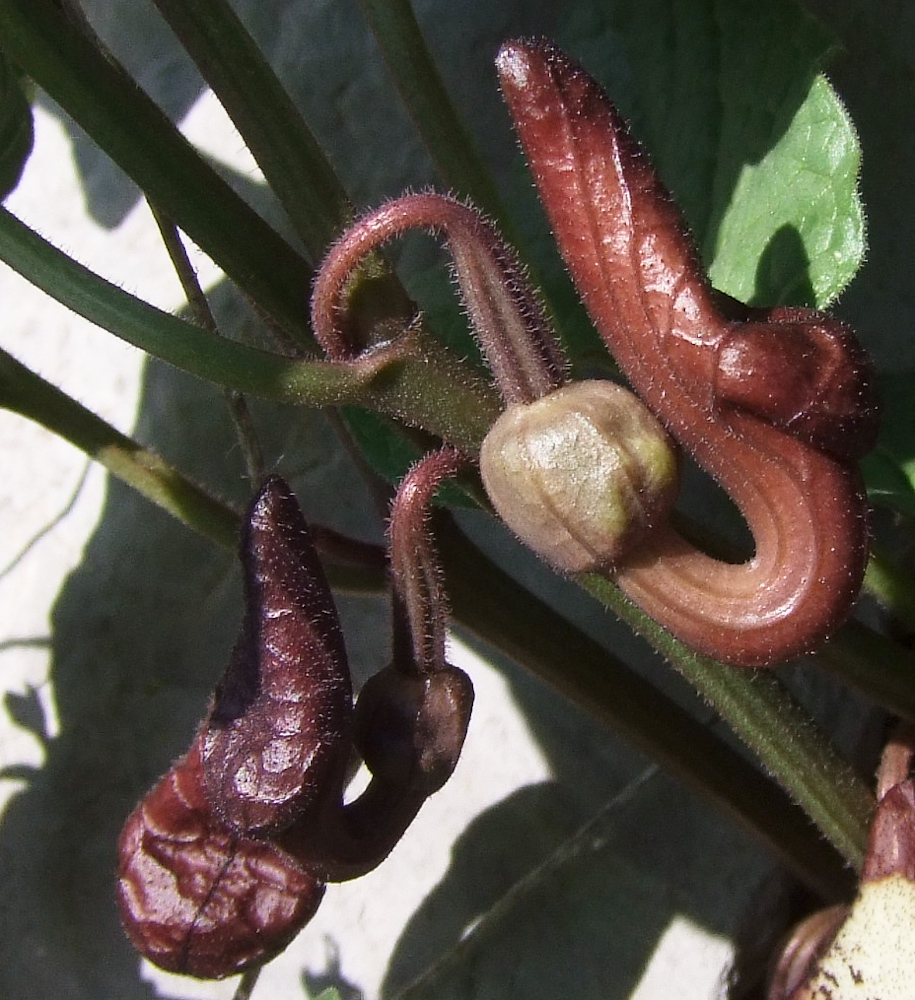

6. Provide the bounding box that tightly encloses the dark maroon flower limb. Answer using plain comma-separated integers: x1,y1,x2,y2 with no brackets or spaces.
496,39,879,666
203,475,353,839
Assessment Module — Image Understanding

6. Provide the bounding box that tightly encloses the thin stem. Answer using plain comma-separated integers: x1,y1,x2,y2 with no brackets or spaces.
359,0,506,225
149,203,265,482
0,346,387,594
581,571,874,871
149,0,351,260
0,0,314,339
395,768,661,1000
436,519,855,899
232,967,261,1000
390,447,468,674
0,344,241,549
0,205,501,452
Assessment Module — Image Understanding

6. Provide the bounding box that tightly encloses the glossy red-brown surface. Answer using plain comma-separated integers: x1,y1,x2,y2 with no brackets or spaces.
203,476,352,837
497,39,878,666
117,736,324,979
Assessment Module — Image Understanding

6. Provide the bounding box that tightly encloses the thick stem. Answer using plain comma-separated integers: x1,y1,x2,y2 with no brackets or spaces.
581,571,874,870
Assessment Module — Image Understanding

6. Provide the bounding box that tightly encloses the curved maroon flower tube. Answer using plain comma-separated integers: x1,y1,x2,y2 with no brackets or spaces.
203,475,353,839
496,39,879,666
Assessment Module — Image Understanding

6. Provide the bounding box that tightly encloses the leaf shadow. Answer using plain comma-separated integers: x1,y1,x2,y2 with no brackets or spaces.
379,568,775,999
749,223,816,309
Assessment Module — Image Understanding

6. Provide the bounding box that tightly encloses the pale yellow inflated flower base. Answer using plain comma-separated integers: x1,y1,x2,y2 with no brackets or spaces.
793,876,914,999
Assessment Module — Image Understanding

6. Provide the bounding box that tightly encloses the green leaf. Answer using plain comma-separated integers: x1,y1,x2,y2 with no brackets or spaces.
559,0,863,309
708,75,864,308
0,51,33,201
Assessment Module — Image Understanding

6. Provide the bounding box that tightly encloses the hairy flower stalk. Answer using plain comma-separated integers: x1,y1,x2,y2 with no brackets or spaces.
389,446,469,675
311,192,564,404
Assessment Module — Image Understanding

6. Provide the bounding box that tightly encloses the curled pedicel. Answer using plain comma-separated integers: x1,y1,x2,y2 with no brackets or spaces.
311,191,565,404
496,38,879,666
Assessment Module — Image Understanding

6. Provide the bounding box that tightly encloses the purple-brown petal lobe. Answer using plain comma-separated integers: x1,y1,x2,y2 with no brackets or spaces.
203,475,352,837
862,780,915,884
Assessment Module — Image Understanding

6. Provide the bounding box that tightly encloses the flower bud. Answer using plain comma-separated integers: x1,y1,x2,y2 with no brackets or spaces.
353,663,474,797
479,380,679,573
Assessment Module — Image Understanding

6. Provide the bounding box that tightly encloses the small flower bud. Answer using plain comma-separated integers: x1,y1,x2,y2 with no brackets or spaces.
479,380,679,573
353,664,474,797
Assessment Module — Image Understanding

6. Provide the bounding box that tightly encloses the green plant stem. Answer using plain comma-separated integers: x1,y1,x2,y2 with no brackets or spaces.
0,205,500,452
0,345,388,594
149,0,351,260
580,572,873,871
149,204,265,482
863,546,915,635
438,519,855,900
0,0,314,339
359,0,505,224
